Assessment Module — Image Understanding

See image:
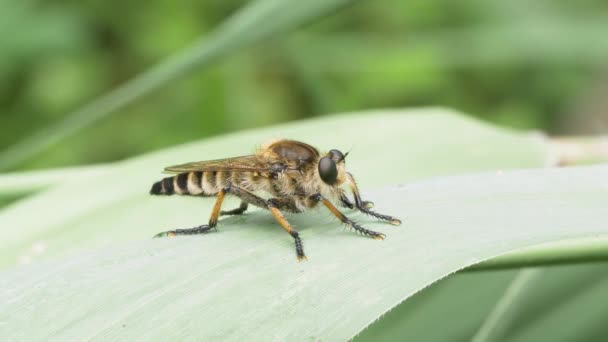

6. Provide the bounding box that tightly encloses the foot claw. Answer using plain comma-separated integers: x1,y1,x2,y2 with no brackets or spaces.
372,233,386,240
297,255,308,262
390,218,402,226
153,231,175,238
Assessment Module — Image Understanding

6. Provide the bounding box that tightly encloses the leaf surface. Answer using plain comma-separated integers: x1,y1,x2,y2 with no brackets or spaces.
5,109,606,340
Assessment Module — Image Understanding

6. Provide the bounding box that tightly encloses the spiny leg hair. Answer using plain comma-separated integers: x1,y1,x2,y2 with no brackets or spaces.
153,187,228,237
345,173,402,225
314,194,385,239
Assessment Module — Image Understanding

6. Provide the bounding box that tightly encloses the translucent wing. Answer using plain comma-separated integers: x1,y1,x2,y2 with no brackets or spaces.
163,155,270,174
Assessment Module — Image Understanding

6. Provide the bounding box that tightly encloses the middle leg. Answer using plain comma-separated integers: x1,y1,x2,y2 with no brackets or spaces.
220,201,248,216
267,199,306,261
225,186,307,261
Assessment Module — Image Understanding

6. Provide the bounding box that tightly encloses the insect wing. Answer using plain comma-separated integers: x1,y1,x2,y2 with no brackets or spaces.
163,155,269,173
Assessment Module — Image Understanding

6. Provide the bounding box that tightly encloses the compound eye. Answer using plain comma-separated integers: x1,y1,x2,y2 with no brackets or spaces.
329,149,345,162
318,156,338,185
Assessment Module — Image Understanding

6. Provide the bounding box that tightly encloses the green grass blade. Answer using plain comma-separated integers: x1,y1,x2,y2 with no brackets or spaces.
1,108,607,340
353,270,521,341
356,263,608,341
0,165,113,196
0,109,548,268
0,0,361,171
1,163,607,340
470,269,543,342
466,238,608,271
506,270,608,342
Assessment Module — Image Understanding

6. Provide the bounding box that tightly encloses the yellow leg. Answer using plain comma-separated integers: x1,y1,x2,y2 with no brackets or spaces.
155,188,227,238
319,196,385,240
268,205,307,261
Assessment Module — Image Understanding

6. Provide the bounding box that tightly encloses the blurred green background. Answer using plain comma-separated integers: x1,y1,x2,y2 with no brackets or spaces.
1,0,607,171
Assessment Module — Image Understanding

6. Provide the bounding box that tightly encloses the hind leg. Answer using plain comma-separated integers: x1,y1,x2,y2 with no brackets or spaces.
153,187,227,237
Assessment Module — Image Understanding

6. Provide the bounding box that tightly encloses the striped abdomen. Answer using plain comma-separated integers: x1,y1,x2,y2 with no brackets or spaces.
150,171,230,196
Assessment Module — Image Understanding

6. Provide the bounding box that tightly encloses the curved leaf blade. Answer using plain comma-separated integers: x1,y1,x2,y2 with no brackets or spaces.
1,164,607,340
0,109,548,268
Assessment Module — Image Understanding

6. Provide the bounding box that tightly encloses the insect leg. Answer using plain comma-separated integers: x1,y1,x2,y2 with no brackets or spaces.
226,187,300,212
226,184,301,213
153,188,228,237
313,194,385,239
338,193,355,209
224,186,306,261
220,201,249,216
345,172,401,225
226,186,268,208
340,195,374,212
267,199,307,262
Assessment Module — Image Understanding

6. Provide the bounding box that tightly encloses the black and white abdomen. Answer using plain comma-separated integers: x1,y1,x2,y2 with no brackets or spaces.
150,171,227,196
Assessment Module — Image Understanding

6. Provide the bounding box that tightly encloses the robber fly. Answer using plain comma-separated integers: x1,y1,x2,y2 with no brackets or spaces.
150,139,401,261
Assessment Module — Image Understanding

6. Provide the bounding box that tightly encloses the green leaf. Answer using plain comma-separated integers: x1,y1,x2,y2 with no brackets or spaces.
0,165,112,196
0,108,546,268
355,263,608,341
470,269,544,342
3,109,606,340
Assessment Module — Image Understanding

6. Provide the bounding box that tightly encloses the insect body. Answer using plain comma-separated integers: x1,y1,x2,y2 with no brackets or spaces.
150,139,401,261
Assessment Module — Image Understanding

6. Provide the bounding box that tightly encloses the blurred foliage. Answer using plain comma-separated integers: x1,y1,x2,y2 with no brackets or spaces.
1,0,607,170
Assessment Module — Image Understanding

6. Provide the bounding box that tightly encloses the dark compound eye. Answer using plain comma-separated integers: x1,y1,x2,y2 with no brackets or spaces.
328,149,345,162
318,156,338,185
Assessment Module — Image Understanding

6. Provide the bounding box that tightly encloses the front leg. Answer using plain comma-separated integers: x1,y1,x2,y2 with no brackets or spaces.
345,173,402,226
313,194,385,239
339,193,373,210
